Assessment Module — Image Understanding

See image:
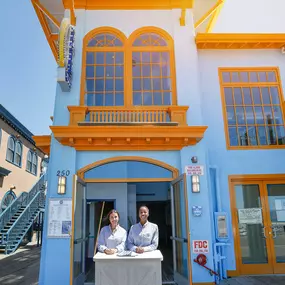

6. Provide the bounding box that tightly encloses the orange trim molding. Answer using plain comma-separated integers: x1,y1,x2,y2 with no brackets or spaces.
77,156,179,180
63,0,193,9
50,125,207,151
33,135,51,155
196,33,285,49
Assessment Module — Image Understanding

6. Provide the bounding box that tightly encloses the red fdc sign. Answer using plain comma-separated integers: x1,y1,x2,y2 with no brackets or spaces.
192,240,209,254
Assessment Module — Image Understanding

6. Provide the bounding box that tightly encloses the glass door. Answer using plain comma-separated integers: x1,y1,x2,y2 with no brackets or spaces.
233,182,274,275
265,182,285,274
71,175,87,285
170,174,192,285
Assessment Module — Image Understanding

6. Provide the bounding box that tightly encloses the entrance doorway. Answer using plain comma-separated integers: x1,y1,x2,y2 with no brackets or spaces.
71,158,192,285
230,175,285,275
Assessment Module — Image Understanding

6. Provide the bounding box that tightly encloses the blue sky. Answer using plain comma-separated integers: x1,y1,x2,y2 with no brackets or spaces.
0,1,56,135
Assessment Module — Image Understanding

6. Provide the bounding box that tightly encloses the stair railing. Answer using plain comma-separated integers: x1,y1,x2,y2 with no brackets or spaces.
3,190,45,254
0,174,46,233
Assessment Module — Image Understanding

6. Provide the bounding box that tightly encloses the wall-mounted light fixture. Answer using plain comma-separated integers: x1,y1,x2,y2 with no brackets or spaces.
57,176,67,195
191,175,200,193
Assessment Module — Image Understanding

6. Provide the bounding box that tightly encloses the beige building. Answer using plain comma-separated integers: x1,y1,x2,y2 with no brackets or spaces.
0,104,45,209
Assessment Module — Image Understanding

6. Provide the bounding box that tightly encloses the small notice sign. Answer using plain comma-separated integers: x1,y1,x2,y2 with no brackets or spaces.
238,208,262,224
193,240,209,254
185,165,204,176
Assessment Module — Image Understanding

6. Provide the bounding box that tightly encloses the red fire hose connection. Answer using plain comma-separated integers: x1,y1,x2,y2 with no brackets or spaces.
194,254,218,276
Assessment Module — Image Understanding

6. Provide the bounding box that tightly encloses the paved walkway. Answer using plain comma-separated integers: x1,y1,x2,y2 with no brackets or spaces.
0,242,40,285
221,276,285,285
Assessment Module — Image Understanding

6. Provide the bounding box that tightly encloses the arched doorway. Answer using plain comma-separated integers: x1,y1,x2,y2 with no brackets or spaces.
71,157,192,285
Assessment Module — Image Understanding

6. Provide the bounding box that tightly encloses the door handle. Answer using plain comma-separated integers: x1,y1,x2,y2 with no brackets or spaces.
262,226,267,239
271,227,277,239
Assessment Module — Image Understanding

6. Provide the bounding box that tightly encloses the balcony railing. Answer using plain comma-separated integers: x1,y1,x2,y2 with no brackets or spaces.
68,106,189,126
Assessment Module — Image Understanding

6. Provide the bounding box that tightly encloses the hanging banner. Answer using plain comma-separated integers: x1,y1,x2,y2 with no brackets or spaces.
47,198,72,238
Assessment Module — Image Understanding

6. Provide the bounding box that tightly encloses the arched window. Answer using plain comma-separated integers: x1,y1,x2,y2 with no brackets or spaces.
26,151,38,175
82,29,126,107
6,136,15,163
14,141,22,166
130,30,174,106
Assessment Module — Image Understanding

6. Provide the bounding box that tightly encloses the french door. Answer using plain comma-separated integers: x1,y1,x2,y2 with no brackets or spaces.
231,176,285,275
170,174,192,285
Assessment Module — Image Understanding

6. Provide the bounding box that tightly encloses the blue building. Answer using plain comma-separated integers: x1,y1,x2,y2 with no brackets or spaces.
31,0,285,284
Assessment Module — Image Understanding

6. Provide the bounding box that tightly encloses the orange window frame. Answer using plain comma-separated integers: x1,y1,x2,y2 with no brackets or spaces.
80,27,177,107
219,67,285,150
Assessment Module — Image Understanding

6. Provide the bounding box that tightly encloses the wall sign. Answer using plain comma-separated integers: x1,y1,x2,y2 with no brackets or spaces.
238,208,262,224
192,206,202,217
185,165,204,176
193,240,209,254
57,18,75,92
47,198,72,238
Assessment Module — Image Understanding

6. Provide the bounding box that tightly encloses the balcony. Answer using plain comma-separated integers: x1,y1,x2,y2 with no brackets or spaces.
48,105,207,151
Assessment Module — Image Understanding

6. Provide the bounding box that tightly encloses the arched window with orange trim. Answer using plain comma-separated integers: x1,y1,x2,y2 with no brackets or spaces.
130,29,176,106
82,29,126,106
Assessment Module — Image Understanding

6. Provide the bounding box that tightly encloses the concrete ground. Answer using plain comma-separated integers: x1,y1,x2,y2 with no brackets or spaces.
1,244,285,285
221,276,285,285
0,241,40,285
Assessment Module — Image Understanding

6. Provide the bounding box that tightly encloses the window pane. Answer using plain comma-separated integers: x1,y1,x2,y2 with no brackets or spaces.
270,87,280,104
238,127,248,146
163,92,171,105
15,154,21,166
240,72,249,82
151,52,160,63
258,72,267,82
105,94,114,106
248,126,258,146
143,92,152,105
133,93,142,105
276,126,285,145
27,161,32,172
95,52,104,64
232,72,239,82
152,78,160,90
261,88,270,104
86,66,94,78
249,72,258,82
133,79,141,91
32,164,37,175
115,93,124,106
116,52,124,64
152,64,161,77
142,52,151,63
222,72,230,82
224,88,233,105
86,94,94,106
161,52,170,77
229,127,238,146
143,78,151,90
106,52,114,64
226,107,236,125
95,79,104,91
95,66,105,77
234,88,243,105
243,88,252,105
105,79,114,91
86,52,95,64
263,106,273,124
236,107,245,124
95,94,104,106
154,92,163,105
115,79,124,91
254,106,265,124
267,126,277,145
258,126,267,145
252,88,261,104
142,65,151,77
106,66,114,77
115,66,124,77
267,72,277,82
132,64,141,77
7,149,13,162
163,78,171,90
245,106,255,124
273,106,283,125
86,80,94,92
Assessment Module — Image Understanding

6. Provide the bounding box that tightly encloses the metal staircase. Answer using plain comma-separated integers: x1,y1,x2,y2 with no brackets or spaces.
0,175,46,254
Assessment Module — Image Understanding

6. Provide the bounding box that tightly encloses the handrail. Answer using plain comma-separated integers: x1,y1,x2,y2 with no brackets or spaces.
0,174,46,232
